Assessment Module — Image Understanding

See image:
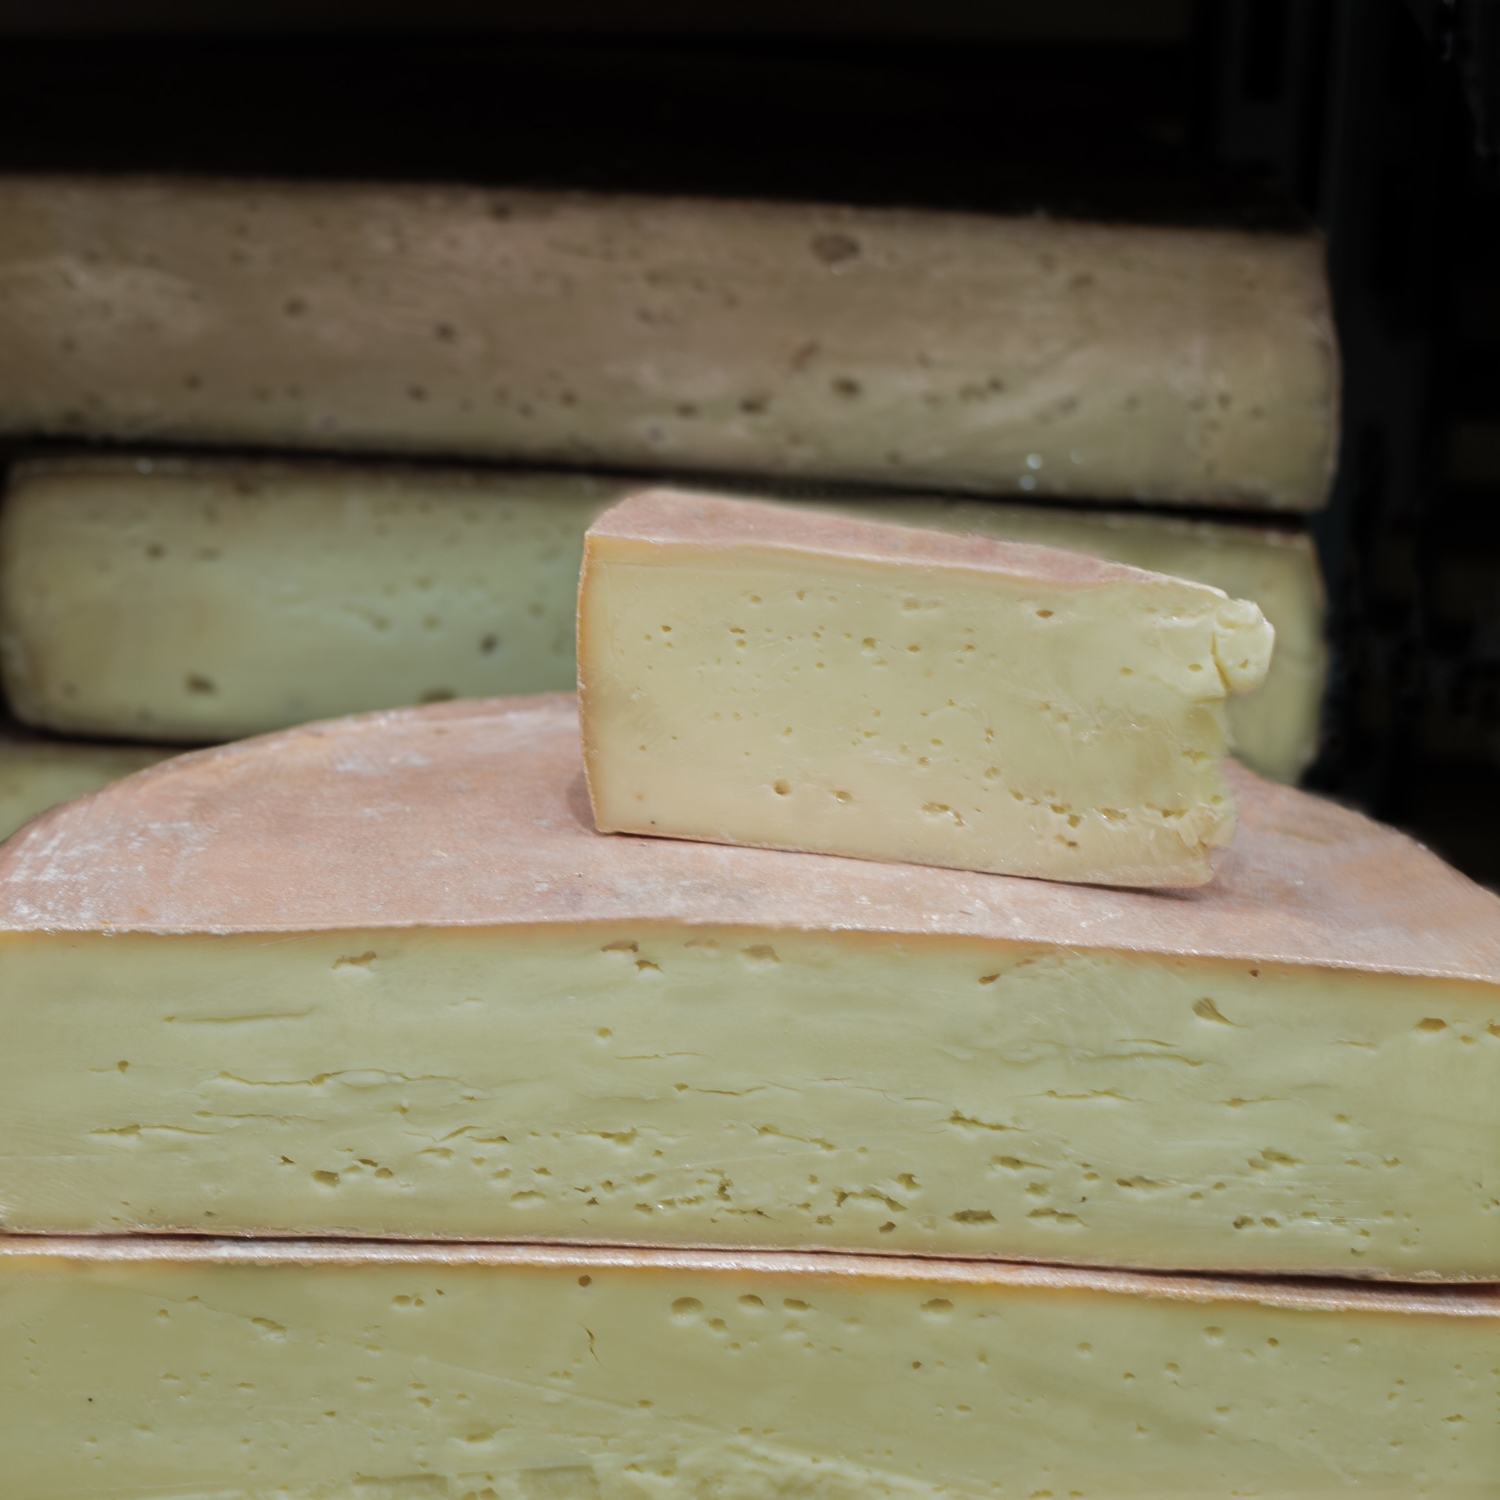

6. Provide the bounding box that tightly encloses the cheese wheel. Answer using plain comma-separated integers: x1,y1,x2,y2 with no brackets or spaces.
0,176,1337,507
1,694,1495,1277
0,1238,1494,1500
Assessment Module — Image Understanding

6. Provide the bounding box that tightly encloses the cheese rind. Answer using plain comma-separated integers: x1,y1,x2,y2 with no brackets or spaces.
580,491,1274,886
0,728,173,842
0,457,1325,776
0,176,1338,508
1,694,1496,1276
0,460,615,743
1,1240,1495,1500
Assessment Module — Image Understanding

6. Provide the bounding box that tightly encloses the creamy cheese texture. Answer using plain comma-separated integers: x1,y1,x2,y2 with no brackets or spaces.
851,497,1324,783
0,456,1324,777
581,492,1274,886
1,694,1496,1278
1,1241,1494,1500
0,727,173,842
0,176,1338,508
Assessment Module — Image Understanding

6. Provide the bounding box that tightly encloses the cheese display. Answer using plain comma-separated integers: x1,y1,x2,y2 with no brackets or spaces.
2,694,1496,1278
1,1239,1494,1499
0,456,1324,777
0,176,1337,508
0,725,172,842
580,492,1274,886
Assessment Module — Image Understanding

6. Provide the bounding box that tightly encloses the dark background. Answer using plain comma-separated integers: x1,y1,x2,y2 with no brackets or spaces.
1,0,1496,884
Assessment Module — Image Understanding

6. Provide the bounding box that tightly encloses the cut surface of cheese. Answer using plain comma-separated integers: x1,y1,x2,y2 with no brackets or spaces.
0,176,1337,508
580,491,1274,886
850,497,1324,783
0,456,1324,777
1,694,1496,1277
0,725,173,842
1,1239,1495,1500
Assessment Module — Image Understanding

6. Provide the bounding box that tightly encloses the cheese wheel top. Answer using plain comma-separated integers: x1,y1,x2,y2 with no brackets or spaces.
1,693,1495,982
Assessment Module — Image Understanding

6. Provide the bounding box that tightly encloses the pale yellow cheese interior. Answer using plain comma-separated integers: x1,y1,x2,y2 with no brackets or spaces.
0,458,1324,779
853,498,1324,783
0,732,174,842
0,1242,1493,1500
3,924,1496,1278
581,497,1274,886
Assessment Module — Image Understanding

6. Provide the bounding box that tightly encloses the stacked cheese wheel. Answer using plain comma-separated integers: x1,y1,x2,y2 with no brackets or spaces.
0,178,1495,1498
0,180,1335,833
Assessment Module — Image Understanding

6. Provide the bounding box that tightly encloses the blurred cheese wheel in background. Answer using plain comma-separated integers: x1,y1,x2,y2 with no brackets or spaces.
0,177,1336,510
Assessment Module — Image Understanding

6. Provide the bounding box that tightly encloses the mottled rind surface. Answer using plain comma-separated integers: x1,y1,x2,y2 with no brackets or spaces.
0,457,617,743
2,693,1495,982
0,176,1337,508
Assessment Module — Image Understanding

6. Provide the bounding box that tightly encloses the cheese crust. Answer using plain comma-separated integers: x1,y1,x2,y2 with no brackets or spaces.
0,177,1337,508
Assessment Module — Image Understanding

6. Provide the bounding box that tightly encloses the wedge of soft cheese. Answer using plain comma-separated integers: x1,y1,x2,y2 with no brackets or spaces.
3,1240,1495,1500
2,693,1497,1277
852,497,1325,783
0,725,173,842
0,456,1324,776
0,176,1337,508
580,491,1275,886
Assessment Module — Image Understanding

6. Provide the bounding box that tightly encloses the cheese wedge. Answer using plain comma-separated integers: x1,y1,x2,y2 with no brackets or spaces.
0,456,1325,778
1,1240,1494,1500
851,497,1324,783
0,725,173,842
580,492,1274,886
1,694,1496,1278
0,176,1337,508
